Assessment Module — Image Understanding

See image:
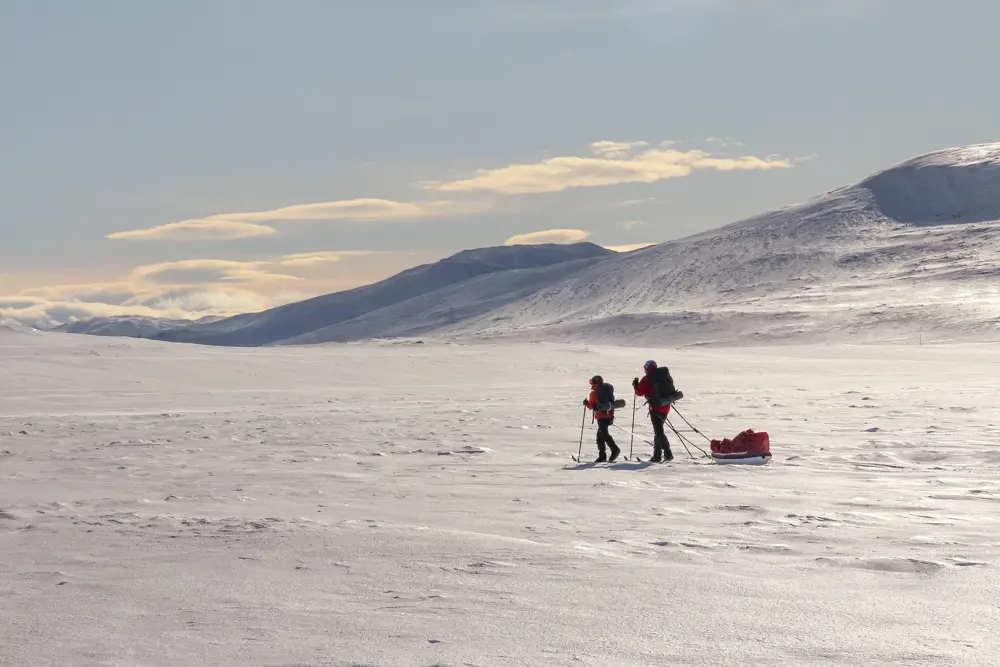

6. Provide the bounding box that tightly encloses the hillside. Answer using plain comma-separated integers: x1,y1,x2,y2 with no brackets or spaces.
159,143,1000,347
485,142,1000,345
156,242,613,346
53,315,223,338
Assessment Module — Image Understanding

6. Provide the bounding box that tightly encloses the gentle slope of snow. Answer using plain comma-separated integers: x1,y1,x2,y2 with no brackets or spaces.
2,333,999,665
157,242,613,346
440,142,1000,346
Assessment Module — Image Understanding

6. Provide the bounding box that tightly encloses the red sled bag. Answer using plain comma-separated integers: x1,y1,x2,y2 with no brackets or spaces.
711,429,771,465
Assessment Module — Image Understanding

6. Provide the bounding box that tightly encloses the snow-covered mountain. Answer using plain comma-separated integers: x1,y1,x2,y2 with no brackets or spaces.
460,142,1000,346
53,315,224,339
157,242,613,346
161,143,1000,347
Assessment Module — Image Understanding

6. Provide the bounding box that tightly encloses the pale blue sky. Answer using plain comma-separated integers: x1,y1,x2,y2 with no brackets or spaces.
2,0,999,325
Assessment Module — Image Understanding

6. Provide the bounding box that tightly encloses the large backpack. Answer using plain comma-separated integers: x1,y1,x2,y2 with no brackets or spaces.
649,366,679,407
595,382,616,412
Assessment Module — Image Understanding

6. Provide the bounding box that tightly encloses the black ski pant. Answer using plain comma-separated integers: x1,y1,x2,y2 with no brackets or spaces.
650,411,672,456
596,418,619,456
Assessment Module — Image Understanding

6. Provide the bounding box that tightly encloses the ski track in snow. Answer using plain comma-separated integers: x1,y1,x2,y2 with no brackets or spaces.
2,332,999,665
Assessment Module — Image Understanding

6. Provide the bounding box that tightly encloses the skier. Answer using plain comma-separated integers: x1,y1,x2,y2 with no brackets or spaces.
632,360,674,462
584,375,620,463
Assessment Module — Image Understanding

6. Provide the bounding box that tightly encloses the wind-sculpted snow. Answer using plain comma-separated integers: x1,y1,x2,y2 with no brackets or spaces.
153,143,1000,348
1,333,998,665
861,142,1000,226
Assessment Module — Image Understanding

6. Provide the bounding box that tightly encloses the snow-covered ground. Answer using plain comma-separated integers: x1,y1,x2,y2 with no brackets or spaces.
3,329,999,665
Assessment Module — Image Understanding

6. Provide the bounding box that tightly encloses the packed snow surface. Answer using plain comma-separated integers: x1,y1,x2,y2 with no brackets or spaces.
2,330,999,665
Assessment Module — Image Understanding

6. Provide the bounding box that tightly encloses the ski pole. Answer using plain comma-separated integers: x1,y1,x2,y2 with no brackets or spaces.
629,394,636,460
612,423,654,446
664,414,710,458
577,405,586,461
664,412,694,459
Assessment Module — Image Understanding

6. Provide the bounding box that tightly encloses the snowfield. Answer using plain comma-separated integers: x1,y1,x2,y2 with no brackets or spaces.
3,330,999,666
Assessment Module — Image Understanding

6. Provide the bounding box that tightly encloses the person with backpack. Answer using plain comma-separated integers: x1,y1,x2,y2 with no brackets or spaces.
632,360,675,462
584,375,621,463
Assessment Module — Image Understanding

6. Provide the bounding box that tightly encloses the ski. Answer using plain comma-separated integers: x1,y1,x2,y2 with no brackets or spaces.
571,456,625,465
571,455,674,465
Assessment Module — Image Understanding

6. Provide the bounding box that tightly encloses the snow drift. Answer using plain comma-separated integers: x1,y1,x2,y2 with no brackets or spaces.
158,142,1000,347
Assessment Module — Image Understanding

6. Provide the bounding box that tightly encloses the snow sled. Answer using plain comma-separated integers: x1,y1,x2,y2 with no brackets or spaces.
710,429,771,465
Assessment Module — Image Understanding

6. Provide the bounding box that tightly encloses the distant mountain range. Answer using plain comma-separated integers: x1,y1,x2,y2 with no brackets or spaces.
52,315,224,339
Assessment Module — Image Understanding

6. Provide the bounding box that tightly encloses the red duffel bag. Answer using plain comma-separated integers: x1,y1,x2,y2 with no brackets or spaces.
711,429,770,456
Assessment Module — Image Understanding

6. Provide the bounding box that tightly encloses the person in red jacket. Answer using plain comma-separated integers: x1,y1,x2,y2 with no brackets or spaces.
632,360,674,462
584,375,620,463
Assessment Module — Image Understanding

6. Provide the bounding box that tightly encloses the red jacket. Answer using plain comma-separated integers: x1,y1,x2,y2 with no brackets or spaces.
587,386,614,420
635,374,671,414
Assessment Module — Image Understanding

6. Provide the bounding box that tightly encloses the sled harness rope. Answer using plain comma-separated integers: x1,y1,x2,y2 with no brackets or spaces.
661,405,712,459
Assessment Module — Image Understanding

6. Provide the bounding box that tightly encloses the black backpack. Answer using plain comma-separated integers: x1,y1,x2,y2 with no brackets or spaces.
649,366,679,407
595,382,615,411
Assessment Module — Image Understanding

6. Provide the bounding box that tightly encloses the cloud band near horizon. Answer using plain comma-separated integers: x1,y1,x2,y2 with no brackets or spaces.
1,250,406,329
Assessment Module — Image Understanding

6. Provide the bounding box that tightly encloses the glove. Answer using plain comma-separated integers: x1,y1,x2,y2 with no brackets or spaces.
583,398,589,406
632,377,639,389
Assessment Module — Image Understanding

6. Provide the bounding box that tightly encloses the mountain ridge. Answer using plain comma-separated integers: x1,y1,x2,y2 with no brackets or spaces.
116,142,1000,347
156,242,614,346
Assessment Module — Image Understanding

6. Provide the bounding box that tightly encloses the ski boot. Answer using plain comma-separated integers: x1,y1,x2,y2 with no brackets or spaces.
661,441,674,463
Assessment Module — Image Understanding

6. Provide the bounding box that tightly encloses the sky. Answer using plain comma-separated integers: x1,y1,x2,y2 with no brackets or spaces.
2,0,999,327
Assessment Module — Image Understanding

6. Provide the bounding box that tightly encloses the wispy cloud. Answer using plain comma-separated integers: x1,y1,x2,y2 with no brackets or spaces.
272,250,388,267
704,136,746,148
504,229,592,246
107,199,489,242
1,250,417,329
616,197,662,207
590,140,650,159
20,281,150,306
426,141,794,195
3,285,275,330
129,259,302,287
107,219,278,241
126,251,393,285
618,219,644,230
223,198,480,222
